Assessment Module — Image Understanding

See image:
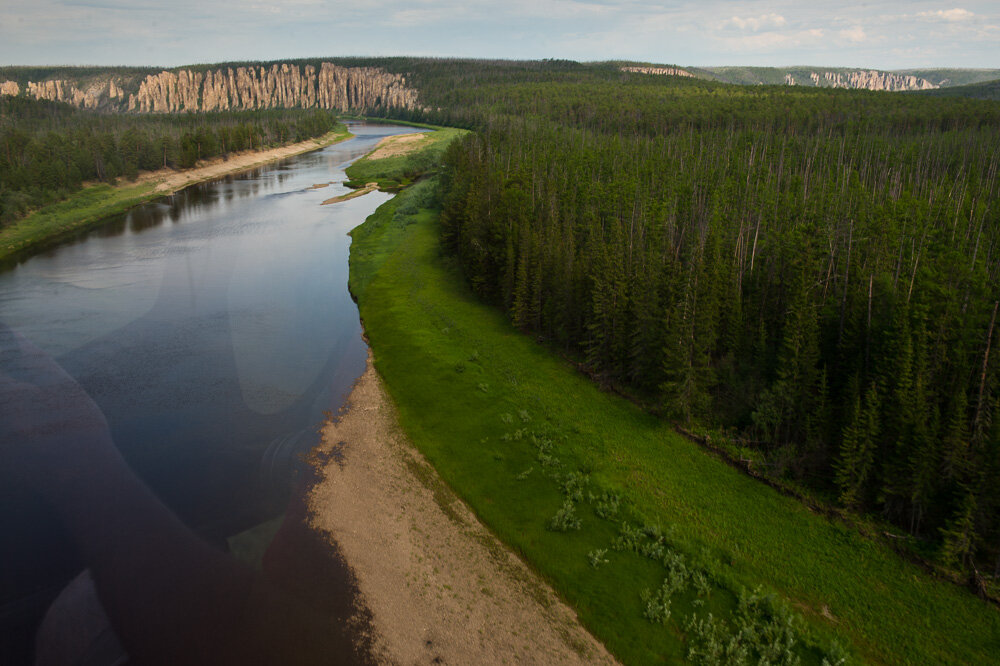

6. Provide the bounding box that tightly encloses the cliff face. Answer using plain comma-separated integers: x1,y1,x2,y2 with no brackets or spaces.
621,66,695,78
704,66,945,91
804,69,937,91
1,63,419,113
17,78,124,110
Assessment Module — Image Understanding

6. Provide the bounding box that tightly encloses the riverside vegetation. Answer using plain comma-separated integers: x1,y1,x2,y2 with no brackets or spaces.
0,95,344,226
6,58,1000,663
346,125,999,664
403,62,1000,589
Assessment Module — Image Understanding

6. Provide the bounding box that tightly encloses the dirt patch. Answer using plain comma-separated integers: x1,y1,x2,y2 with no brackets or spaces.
365,133,429,160
307,351,618,665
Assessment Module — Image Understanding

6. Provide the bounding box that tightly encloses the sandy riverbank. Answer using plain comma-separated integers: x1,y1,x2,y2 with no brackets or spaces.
364,132,429,160
134,130,352,195
307,351,618,665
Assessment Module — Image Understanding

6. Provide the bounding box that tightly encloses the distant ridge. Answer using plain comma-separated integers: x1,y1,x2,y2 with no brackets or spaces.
915,78,1000,101
4,60,999,114
0,61,420,113
687,65,1000,92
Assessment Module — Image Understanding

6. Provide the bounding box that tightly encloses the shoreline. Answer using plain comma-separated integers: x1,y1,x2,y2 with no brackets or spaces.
0,129,352,264
305,350,617,665
143,129,353,196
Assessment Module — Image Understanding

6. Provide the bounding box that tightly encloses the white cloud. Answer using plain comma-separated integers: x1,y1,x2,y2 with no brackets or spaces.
839,26,867,43
721,28,824,52
724,13,787,31
2,1,999,71
917,8,975,21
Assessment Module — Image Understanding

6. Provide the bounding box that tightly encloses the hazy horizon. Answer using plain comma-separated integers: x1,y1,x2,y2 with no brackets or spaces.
2,59,1000,74
2,1,998,72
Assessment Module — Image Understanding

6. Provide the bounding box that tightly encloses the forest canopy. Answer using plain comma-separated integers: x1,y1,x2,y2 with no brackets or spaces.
389,63,1000,579
5,58,1000,580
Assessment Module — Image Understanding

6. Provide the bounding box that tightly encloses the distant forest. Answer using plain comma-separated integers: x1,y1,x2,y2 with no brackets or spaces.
378,61,1000,579
0,97,337,224
5,58,1000,580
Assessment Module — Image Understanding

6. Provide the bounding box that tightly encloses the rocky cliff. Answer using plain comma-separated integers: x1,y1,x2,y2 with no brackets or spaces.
705,66,945,91
0,62,419,113
803,69,937,91
11,78,125,110
621,66,695,78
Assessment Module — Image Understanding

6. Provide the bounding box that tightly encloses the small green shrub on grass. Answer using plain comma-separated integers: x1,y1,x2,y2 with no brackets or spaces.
588,549,610,568
548,499,582,532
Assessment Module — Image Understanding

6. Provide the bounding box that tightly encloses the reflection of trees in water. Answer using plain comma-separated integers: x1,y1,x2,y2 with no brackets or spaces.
88,174,286,241
128,203,171,233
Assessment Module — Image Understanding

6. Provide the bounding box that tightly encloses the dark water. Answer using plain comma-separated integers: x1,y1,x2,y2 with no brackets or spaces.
0,124,419,628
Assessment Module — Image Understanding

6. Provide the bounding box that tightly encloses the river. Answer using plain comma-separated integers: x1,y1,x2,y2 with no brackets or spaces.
0,123,419,659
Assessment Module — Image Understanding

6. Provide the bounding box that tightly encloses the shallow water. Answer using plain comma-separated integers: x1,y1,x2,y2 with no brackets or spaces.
0,124,419,613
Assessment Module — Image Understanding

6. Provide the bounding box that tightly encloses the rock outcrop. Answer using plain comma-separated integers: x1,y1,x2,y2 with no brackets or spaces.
804,69,937,91
138,62,418,113
1,63,419,114
818,69,937,91
20,79,126,109
621,66,695,78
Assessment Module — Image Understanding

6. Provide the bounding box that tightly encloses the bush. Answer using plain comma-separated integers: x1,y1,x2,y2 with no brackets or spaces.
547,499,582,531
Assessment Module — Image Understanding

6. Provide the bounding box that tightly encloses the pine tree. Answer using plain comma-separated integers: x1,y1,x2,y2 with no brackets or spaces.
940,491,978,570
836,382,880,510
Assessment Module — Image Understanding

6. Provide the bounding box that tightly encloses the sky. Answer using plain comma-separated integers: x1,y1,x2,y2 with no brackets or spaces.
2,1,998,71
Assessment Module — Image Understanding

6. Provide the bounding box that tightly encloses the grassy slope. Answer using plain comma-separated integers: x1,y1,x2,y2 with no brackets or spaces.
347,136,1000,664
0,127,352,266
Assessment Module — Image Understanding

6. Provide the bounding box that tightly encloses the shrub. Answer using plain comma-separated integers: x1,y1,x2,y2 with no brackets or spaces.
548,499,582,531
587,548,609,568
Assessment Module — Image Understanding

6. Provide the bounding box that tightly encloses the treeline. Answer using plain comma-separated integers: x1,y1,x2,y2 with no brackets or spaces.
429,71,1000,577
0,96,339,225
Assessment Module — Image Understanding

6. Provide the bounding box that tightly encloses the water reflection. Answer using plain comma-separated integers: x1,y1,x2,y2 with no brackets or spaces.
0,124,423,664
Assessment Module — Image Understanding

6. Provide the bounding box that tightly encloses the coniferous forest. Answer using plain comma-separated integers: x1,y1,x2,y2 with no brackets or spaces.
5,57,1000,586
0,96,337,224
390,64,1000,580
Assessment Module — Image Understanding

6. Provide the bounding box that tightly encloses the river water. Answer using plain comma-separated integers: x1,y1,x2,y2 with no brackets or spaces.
0,124,419,646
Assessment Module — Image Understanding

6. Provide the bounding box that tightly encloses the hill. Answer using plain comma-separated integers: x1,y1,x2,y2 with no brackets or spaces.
693,65,1000,91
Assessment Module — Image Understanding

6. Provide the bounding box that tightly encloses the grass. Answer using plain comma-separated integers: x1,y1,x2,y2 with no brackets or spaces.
348,133,1000,664
0,126,353,266
344,127,465,191
342,115,447,131
0,182,158,265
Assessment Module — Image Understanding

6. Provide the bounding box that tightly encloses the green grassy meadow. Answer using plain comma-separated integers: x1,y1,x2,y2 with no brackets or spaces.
344,127,465,191
346,133,1000,665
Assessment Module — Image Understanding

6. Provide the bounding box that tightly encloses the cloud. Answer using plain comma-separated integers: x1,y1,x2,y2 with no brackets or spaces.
2,0,999,71
721,28,825,52
917,8,975,21
839,26,867,43
724,13,787,31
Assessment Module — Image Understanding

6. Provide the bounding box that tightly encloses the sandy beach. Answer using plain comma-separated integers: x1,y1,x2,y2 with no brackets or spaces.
307,351,618,665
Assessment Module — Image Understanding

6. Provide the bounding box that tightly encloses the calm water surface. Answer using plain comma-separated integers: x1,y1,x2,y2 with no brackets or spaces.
0,124,419,612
